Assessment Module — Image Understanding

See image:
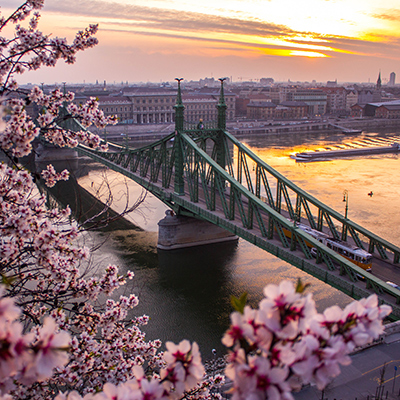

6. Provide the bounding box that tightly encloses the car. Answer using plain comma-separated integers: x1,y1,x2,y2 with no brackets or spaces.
386,281,400,290
310,247,317,258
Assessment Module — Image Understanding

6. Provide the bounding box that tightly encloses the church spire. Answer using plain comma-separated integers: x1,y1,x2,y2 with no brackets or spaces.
377,71,382,89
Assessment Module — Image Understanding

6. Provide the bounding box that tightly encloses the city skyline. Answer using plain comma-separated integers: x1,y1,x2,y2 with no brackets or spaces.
4,0,400,84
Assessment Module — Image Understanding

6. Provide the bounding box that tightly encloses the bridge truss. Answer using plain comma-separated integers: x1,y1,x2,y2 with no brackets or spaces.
74,79,400,319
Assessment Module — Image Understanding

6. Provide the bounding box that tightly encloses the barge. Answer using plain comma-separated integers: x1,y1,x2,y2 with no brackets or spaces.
292,142,400,162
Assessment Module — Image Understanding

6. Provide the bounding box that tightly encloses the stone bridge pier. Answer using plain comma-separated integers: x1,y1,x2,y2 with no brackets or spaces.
157,210,238,250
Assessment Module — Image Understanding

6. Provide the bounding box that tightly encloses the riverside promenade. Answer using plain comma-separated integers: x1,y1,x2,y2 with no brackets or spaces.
101,117,400,142
294,321,400,400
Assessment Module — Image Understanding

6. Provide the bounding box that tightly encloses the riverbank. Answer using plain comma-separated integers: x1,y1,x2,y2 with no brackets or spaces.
99,118,400,142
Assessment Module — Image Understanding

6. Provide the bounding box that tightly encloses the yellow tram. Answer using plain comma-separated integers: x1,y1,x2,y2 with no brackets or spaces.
282,220,372,271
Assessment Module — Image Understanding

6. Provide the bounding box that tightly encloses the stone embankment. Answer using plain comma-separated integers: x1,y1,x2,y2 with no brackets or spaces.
230,118,400,136
101,118,400,142
350,319,400,355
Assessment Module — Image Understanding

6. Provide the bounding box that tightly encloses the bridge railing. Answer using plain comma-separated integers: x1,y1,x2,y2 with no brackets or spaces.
183,121,217,130
222,130,400,265
179,133,400,299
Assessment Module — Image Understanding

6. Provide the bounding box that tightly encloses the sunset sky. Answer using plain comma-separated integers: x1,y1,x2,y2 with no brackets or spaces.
3,0,400,84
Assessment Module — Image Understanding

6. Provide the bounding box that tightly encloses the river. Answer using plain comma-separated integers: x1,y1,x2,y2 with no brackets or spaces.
48,127,400,361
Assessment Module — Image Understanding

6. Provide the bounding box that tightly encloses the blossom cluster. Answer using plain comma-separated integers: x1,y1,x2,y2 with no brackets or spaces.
222,280,391,400
0,3,167,398
54,341,209,400
40,164,69,187
0,87,114,159
0,159,168,397
0,0,115,160
0,0,97,89
0,286,70,395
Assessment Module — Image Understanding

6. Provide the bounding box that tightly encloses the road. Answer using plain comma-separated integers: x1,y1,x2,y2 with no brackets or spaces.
372,257,400,288
294,332,400,400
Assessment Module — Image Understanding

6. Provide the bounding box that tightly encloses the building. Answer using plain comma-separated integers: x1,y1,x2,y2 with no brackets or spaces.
182,94,219,123
279,101,308,119
75,86,236,125
122,87,177,124
96,96,134,123
377,72,382,90
326,80,338,87
345,90,358,111
246,100,307,120
389,72,396,86
289,89,327,115
357,89,375,105
246,101,276,119
374,72,382,102
321,87,347,115
186,88,236,121
352,99,400,117
350,104,365,118
236,94,270,117
375,103,400,118
279,86,297,103
259,77,274,85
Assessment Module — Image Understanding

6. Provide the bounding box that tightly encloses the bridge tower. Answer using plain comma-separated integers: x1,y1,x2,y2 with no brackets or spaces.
173,77,229,195
216,78,227,172
173,78,185,196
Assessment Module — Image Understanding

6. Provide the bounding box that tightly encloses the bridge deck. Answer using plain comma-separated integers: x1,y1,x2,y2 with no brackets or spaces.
77,143,400,320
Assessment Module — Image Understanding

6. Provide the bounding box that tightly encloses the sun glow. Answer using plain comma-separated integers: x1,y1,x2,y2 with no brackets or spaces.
35,0,400,60
6,0,400,83
290,50,328,58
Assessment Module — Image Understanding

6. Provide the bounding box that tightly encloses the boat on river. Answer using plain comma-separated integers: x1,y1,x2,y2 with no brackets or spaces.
329,123,363,135
292,142,400,162
342,128,363,135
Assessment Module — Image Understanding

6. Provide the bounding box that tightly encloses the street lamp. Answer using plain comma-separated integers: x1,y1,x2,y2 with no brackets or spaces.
342,190,348,241
343,189,349,219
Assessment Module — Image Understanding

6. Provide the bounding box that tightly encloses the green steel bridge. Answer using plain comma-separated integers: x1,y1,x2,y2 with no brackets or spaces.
70,78,400,319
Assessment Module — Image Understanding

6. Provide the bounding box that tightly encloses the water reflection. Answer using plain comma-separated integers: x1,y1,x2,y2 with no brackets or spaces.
238,131,400,247
155,241,239,355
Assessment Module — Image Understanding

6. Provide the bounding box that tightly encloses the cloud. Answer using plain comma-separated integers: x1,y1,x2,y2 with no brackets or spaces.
370,9,400,22
4,0,400,65
39,0,296,38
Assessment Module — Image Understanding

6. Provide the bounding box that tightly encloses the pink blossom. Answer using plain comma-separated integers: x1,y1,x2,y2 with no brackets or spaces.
21,317,70,382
